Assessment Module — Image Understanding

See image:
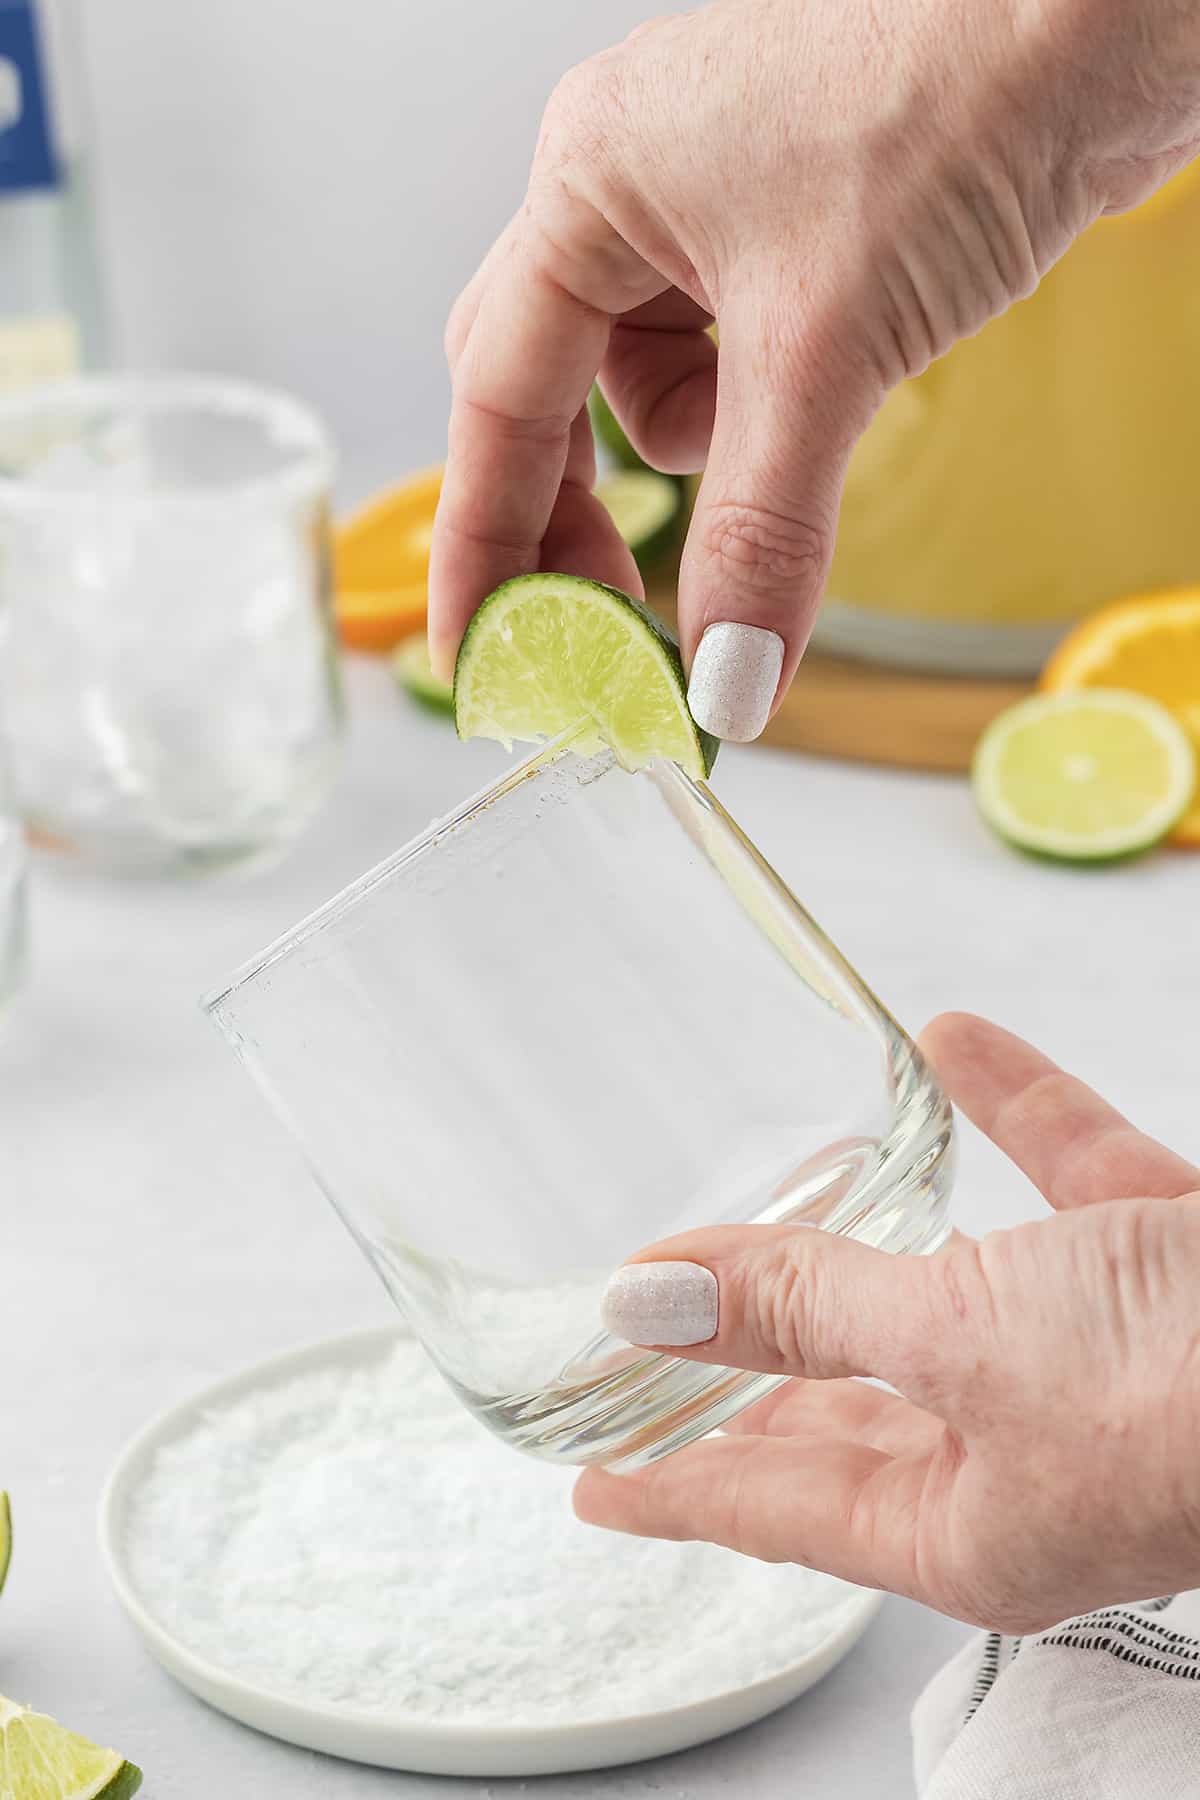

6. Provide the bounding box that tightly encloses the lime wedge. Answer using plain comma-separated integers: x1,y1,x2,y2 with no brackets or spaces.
0,1492,10,1597
392,632,454,716
596,470,682,574
454,574,718,777
972,689,1197,861
0,1696,142,1800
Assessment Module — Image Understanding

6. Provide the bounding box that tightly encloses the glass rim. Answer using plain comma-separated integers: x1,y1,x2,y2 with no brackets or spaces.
0,372,335,512
202,735,714,1017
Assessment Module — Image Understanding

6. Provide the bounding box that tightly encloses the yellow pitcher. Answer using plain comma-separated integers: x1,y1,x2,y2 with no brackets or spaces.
814,164,1200,674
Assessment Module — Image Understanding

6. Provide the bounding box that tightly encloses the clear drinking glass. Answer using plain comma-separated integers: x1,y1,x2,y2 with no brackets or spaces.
0,376,341,873
207,742,954,1470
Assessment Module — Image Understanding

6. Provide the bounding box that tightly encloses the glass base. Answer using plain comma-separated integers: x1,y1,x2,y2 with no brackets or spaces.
440,1077,954,1472
23,753,341,879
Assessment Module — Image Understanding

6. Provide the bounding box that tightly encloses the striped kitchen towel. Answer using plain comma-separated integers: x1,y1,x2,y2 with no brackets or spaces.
913,1591,1200,1797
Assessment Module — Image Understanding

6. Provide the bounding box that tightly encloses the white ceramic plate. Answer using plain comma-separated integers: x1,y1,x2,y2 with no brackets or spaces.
99,1328,882,1779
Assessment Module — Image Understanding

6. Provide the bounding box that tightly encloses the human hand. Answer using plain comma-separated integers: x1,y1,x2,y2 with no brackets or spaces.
429,0,1200,734
576,1013,1200,1633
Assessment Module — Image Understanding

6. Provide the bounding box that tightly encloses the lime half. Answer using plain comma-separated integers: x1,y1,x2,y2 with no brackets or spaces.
0,1696,142,1800
972,689,1197,861
0,1492,10,1597
392,632,454,716
596,470,682,574
454,574,718,777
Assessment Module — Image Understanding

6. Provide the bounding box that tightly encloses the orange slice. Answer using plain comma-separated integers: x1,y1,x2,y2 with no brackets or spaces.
334,466,442,652
1041,587,1200,845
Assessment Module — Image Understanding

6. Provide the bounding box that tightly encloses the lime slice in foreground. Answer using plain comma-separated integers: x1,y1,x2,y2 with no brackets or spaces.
392,632,454,716
596,469,682,574
972,689,1197,861
454,574,718,777
0,1696,142,1800
0,1492,10,1597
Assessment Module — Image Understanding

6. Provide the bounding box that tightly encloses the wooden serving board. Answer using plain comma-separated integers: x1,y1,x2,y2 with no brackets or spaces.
646,584,1031,774
757,652,1032,772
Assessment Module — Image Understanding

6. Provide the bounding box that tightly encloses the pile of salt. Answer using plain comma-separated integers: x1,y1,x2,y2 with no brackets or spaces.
124,1340,859,1724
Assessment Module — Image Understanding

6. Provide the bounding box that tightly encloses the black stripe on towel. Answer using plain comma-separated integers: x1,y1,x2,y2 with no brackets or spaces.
1038,1610,1200,1680
962,1600,1182,1725
964,1632,1006,1723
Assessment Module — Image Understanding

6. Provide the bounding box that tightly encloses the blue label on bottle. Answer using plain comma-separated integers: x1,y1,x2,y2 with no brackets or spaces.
0,0,60,193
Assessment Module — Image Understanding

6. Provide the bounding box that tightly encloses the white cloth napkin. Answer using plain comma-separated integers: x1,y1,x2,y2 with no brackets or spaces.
913,1591,1200,1798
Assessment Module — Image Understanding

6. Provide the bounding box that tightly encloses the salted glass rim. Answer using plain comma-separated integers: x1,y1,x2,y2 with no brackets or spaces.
0,373,334,513
202,737,715,1016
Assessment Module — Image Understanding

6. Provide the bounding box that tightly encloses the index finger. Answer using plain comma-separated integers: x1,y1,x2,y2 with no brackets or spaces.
920,1012,1199,1210
428,205,663,677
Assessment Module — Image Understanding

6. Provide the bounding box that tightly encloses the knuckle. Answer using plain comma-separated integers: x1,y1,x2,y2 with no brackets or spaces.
701,500,829,597
766,1245,815,1371
916,1239,1002,1405
622,13,684,46
539,57,616,166
1105,1196,1170,1303
755,1234,837,1376
933,1240,992,1328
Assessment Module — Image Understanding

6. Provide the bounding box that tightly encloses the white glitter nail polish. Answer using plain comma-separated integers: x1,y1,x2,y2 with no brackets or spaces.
687,622,784,743
601,1261,719,1347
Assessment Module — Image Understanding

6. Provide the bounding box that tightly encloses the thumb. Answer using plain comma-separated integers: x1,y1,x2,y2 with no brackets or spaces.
600,1223,969,1407
679,298,872,742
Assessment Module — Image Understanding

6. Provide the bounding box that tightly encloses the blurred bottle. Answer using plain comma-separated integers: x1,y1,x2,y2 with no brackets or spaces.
0,0,104,387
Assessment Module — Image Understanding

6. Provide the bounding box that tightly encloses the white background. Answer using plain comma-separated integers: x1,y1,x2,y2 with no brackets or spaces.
77,0,653,496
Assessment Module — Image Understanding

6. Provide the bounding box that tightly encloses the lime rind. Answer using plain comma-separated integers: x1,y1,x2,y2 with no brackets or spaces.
454,574,718,778
0,1492,10,1596
972,688,1197,862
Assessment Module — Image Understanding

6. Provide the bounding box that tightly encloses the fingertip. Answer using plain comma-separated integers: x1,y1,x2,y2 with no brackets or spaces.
572,1469,599,1522
686,620,785,743
599,301,718,474
427,631,457,686
620,362,717,474
917,1011,997,1076
573,1467,631,1529
917,1012,1050,1120
600,1260,719,1348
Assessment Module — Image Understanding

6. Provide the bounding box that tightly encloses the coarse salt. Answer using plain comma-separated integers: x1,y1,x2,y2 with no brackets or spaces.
123,1339,860,1724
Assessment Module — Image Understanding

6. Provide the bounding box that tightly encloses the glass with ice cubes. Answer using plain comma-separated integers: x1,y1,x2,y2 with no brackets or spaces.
0,376,341,873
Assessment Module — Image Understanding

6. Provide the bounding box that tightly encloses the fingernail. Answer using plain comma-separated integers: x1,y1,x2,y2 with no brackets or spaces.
601,1261,719,1347
687,622,784,742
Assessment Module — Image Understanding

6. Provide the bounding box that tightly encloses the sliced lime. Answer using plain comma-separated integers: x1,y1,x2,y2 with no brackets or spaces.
454,574,718,777
596,470,683,574
0,1696,142,1800
0,1492,10,1597
588,385,646,471
392,632,454,716
972,689,1197,861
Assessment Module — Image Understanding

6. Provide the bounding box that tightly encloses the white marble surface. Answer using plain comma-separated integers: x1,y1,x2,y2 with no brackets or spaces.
3,658,1197,1797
